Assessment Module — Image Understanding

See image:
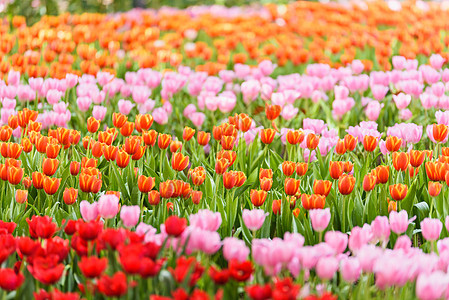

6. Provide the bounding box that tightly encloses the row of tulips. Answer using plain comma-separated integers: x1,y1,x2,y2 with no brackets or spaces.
4,1,449,79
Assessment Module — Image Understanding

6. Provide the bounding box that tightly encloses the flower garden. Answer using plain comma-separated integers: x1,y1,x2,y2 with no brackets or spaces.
2,0,449,299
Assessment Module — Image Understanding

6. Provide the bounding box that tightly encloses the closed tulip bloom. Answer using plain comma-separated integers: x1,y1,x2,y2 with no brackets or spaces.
148,190,160,205
165,216,187,237
282,161,296,177
112,112,127,128
344,134,358,152
191,191,202,205
0,268,24,291
143,130,158,147
223,171,237,189
265,104,281,120
362,135,378,152
260,128,276,144
87,117,100,133
171,152,189,171
310,208,331,232
170,141,183,153
103,144,118,161
120,205,140,228
362,174,376,191
120,121,135,137
385,136,402,152
70,161,80,176
7,143,22,159
116,150,130,168
286,130,304,145
416,271,448,300
43,177,60,195
32,171,44,189
259,168,273,180
79,256,108,279
157,134,171,149
421,218,443,241
15,189,28,204
235,171,246,187
429,181,442,197
340,257,361,283
22,177,31,189
42,158,59,176
284,178,300,196
426,162,439,181
296,162,308,176
389,184,408,201
183,126,196,141
63,188,78,205
260,177,273,191
212,125,223,141
433,123,448,143
215,158,230,175
7,166,23,185
338,174,355,195
197,131,211,146
392,152,409,171
316,256,338,280
325,231,348,253
409,149,425,167
250,189,267,207
329,161,344,180
98,194,119,219
242,209,268,231
389,210,410,234
371,216,390,243
313,180,332,197
375,165,389,184
388,199,397,213
135,114,153,131
335,139,346,155
306,133,319,150
138,175,155,193
45,143,61,159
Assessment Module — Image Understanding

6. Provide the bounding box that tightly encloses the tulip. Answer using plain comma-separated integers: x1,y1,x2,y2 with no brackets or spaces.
335,139,346,155
15,189,28,204
344,134,357,151
309,208,331,232
429,181,442,197
306,133,319,150
313,180,332,197
316,256,338,280
265,104,281,120
281,161,296,177
260,177,273,191
165,216,187,237
338,174,355,195
421,218,442,242
329,161,344,180
63,188,78,205
296,162,308,176
385,136,402,152
182,126,196,141
325,231,348,253
43,177,60,195
389,184,408,201
120,205,140,228
242,209,268,231
191,191,202,205
362,174,376,191
171,152,189,172
138,175,155,193
250,189,267,207
301,194,325,210
87,117,100,133
79,256,108,279
98,194,119,219
392,152,409,171
260,128,276,144
284,178,300,196
340,257,361,283
148,190,160,206
362,135,378,152
375,165,389,184
197,131,211,146
157,134,171,149
433,123,448,143
389,210,411,234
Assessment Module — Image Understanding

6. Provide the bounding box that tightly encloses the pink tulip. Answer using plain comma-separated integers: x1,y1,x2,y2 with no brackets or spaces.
65,73,78,88
371,85,389,101
118,99,134,115
399,109,413,120
351,60,364,74
80,200,99,222
120,205,140,228
7,69,20,86
46,89,63,105
416,271,448,300
98,194,119,219
371,216,390,244
135,223,156,236
77,97,92,112
348,225,372,253
392,93,411,110
132,86,151,104
392,56,406,70
92,106,107,121
421,218,442,242
189,112,205,128
389,210,412,234
222,237,249,262
340,257,361,283
183,104,197,118
186,227,221,255
309,208,331,232
357,244,382,273
316,256,338,280
365,101,382,121
324,231,348,254
242,209,268,231
430,54,445,69
189,209,222,232
394,235,412,251
153,108,169,125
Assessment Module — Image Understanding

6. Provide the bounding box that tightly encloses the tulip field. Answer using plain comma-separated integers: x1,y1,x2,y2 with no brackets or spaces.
4,0,449,299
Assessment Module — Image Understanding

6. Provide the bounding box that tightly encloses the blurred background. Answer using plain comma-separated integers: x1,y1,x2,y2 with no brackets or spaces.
1,0,292,24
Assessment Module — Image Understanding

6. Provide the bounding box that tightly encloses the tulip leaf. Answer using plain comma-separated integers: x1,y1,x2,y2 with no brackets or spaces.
413,202,430,221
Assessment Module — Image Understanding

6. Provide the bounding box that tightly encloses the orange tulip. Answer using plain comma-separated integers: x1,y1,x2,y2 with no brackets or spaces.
286,130,305,145
103,145,118,161
91,141,103,158
433,124,448,143
428,181,442,197
335,139,346,155
265,104,281,121
235,171,246,187
260,129,276,144
42,158,59,176
112,112,127,128
183,126,196,141
158,134,172,149
313,179,332,197
272,199,282,215
131,145,146,161
191,191,202,205
215,158,229,175
138,175,155,193
7,143,22,159
46,143,61,159
389,184,408,201
388,199,397,213
426,162,439,181
296,162,308,176
223,171,237,189
143,130,158,147
260,177,273,191
217,150,236,166
189,166,206,186
344,134,357,152
250,189,267,207
375,165,390,184
87,117,100,133
21,138,32,153
135,114,153,131
148,190,160,205
22,176,31,189
282,161,296,177
212,126,223,141
160,180,175,198
171,152,189,172
284,178,300,196
362,135,378,152
70,161,80,176
15,189,27,204
220,136,235,150
259,168,273,180
385,136,402,152
116,150,130,168
32,171,44,189
120,121,135,137
306,134,319,150
338,174,355,195
362,174,376,192
63,188,78,205
329,161,344,180
301,194,325,210
409,150,425,167
197,131,211,146
43,177,61,195
7,166,23,185
392,152,410,172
